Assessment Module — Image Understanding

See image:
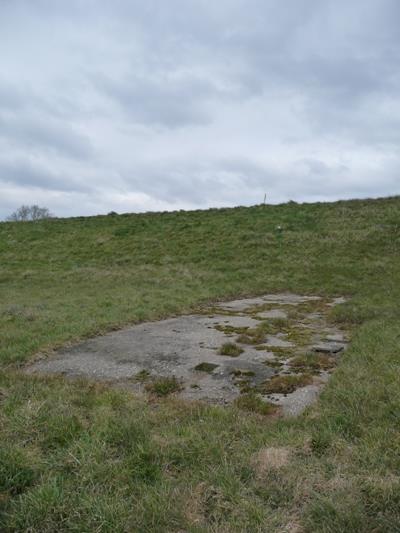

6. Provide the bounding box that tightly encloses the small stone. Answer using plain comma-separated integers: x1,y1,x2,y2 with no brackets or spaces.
312,343,344,354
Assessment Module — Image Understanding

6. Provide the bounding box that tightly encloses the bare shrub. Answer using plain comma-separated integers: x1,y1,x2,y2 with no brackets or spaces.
7,205,53,222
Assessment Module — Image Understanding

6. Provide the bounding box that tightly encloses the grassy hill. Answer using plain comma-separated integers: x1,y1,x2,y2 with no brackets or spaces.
0,197,399,531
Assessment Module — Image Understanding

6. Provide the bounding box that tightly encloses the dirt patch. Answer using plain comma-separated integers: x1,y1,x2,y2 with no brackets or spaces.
26,293,349,415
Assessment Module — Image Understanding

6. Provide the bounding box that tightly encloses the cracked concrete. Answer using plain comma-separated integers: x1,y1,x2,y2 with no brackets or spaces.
27,293,349,416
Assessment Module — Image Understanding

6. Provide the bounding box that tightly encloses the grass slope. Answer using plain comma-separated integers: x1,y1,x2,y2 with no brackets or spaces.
0,197,399,532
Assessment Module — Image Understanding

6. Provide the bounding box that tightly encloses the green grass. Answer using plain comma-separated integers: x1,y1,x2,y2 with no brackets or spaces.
234,393,276,416
194,362,219,373
133,369,151,382
218,342,244,357
0,196,400,531
144,376,183,397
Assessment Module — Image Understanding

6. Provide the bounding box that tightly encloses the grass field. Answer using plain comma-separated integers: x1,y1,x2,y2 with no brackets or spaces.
1,197,400,532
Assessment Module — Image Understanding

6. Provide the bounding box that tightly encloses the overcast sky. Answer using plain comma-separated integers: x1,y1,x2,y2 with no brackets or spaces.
0,0,399,218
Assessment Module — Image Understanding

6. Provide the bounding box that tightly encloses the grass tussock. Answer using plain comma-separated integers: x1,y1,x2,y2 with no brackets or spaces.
144,376,183,396
260,373,314,394
218,342,244,357
234,393,276,416
133,369,151,382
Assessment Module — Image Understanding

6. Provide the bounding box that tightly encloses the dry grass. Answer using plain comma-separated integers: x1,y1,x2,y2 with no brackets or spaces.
144,376,183,396
218,342,244,357
234,393,276,415
260,373,314,394
251,447,291,475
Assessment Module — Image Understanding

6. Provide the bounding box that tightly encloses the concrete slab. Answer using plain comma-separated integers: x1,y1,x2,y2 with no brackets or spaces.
256,309,288,319
27,293,349,415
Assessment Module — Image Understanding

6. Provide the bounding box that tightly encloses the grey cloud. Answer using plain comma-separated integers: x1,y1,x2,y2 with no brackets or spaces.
0,112,93,159
119,154,400,206
0,81,26,111
96,73,217,128
0,0,399,217
0,159,92,193
119,159,286,205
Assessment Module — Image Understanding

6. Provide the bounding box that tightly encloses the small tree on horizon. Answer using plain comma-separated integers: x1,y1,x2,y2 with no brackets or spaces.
6,205,54,222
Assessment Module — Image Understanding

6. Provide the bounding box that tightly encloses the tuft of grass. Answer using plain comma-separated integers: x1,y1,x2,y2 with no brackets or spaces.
134,369,151,382
144,376,183,397
269,347,296,358
286,326,313,346
0,446,37,495
218,342,244,357
236,331,266,345
194,362,219,373
259,373,313,394
270,317,291,328
236,318,297,345
234,393,276,416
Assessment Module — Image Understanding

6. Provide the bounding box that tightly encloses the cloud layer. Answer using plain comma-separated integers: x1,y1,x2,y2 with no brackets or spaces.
1,0,399,218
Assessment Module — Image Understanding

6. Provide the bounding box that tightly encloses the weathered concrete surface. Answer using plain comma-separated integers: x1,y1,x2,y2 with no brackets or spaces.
215,293,321,312
27,293,349,415
256,309,288,319
267,381,327,417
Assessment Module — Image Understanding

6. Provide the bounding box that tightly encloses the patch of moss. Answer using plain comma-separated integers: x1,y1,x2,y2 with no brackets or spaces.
286,327,313,346
259,373,313,394
289,353,336,373
231,373,254,392
234,393,276,416
218,342,244,357
236,380,253,393
236,318,299,345
134,369,151,382
294,299,330,316
242,303,280,315
270,317,291,329
264,360,284,369
194,362,219,373
253,321,276,334
145,376,183,397
214,324,249,335
200,306,242,317
236,330,266,345
231,368,255,377
269,347,296,358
